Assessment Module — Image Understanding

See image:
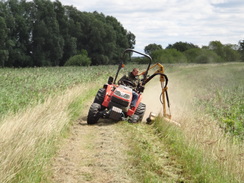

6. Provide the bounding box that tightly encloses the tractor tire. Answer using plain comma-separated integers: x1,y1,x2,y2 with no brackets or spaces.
94,88,106,104
134,102,146,122
87,103,101,125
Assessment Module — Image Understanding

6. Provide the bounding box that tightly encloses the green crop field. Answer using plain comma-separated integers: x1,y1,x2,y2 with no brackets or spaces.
0,66,112,118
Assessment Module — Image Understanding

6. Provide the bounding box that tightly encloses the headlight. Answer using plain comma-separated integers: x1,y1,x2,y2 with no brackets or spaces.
114,90,130,99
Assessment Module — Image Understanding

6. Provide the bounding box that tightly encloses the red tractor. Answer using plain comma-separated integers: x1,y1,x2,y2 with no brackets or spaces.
87,49,171,124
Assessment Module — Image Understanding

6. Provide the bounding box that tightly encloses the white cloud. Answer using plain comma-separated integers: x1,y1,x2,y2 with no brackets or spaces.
58,0,244,52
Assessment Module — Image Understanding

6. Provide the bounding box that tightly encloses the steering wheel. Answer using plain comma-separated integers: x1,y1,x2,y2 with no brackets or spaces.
119,79,136,88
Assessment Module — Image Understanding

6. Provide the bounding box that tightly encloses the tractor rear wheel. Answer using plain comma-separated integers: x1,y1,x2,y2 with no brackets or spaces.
87,103,101,125
134,102,146,122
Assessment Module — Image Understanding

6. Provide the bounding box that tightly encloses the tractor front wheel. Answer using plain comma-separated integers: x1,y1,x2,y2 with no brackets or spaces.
134,102,146,122
87,103,101,125
129,103,146,123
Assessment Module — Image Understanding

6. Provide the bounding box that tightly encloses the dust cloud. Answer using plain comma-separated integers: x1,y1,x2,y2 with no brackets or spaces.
141,73,190,124
141,78,165,122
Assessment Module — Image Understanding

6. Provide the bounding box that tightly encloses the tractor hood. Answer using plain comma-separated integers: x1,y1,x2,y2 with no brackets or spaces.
112,85,132,103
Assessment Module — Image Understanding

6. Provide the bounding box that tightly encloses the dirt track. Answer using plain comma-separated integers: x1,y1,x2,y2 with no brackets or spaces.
51,100,134,183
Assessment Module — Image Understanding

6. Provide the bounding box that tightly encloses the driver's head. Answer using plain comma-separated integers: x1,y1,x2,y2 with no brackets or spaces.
132,68,139,76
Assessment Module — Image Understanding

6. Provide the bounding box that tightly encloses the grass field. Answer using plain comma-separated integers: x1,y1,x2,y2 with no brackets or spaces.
0,63,243,182
164,62,244,182
0,66,112,118
169,63,244,138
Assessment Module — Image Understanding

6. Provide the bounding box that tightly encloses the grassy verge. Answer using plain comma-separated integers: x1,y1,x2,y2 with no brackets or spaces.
0,84,99,183
153,117,237,183
164,62,244,182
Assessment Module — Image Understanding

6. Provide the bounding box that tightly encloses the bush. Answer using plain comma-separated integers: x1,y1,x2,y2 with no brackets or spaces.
195,49,222,63
131,57,149,64
65,54,91,66
151,49,187,63
184,48,222,63
184,48,202,63
223,46,241,62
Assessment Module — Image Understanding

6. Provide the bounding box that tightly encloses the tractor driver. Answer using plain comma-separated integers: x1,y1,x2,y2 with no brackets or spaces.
118,68,141,108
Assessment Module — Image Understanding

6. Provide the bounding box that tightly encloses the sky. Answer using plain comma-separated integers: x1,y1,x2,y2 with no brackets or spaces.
58,0,244,53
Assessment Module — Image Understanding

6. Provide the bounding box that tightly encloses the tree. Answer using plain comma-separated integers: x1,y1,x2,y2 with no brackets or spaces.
0,0,135,67
64,49,91,66
127,31,136,49
184,48,202,63
223,44,240,62
0,17,8,67
32,0,64,66
105,15,135,63
144,43,162,55
208,41,225,59
195,49,222,63
151,49,187,63
2,0,33,67
166,41,198,52
239,40,244,61
208,41,240,62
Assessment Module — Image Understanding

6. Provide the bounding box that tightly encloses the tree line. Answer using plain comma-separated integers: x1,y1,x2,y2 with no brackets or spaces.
1,0,243,67
0,0,135,67
142,41,244,64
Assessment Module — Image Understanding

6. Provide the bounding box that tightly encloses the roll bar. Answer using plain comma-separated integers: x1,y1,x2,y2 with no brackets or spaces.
113,49,152,84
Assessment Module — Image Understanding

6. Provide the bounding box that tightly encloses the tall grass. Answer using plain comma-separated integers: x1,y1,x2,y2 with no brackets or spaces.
0,84,99,182
168,62,244,138
153,116,241,182
195,64,244,138
0,66,112,119
157,62,244,182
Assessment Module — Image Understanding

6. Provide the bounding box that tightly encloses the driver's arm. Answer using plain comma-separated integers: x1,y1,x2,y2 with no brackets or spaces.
118,75,127,85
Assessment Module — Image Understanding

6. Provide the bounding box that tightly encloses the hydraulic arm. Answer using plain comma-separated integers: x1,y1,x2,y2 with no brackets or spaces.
140,63,171,120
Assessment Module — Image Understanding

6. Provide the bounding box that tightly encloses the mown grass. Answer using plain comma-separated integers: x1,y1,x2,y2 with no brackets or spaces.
120,122,187,183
